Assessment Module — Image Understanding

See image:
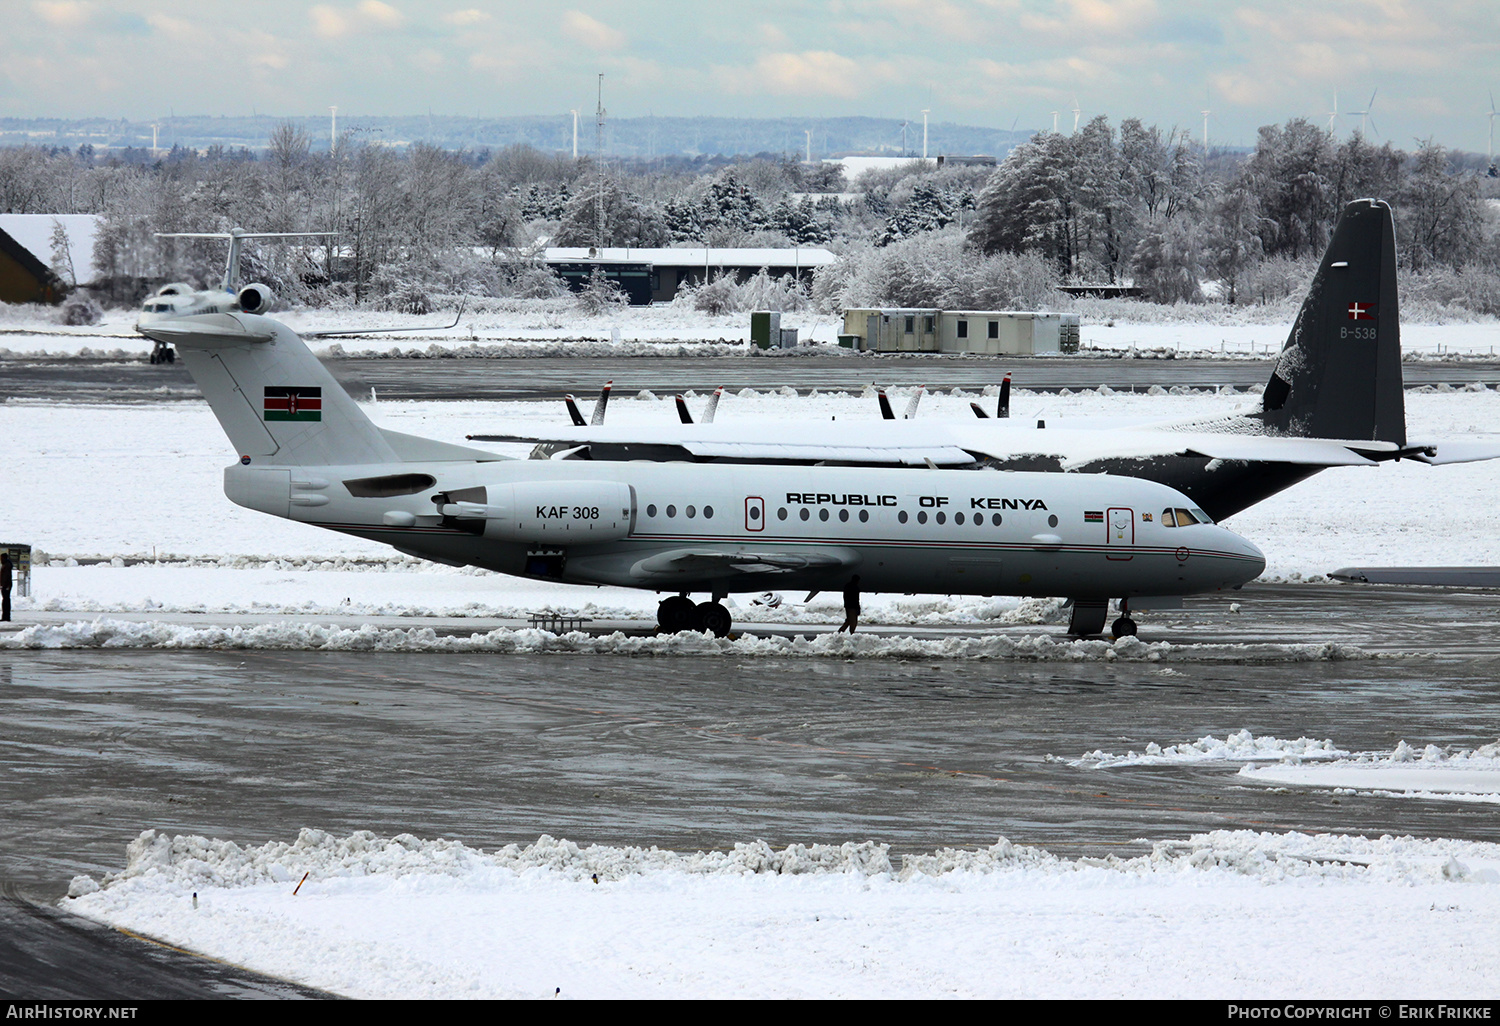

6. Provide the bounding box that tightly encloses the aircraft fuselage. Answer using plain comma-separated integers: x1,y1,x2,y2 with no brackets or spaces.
227,458,1265,600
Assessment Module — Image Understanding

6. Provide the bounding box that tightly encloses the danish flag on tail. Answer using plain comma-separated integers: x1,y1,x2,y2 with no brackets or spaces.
1347,302,1375,320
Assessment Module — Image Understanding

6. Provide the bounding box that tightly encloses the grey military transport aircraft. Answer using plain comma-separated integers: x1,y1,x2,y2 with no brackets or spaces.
137,306,1265,638
481,199,1500,533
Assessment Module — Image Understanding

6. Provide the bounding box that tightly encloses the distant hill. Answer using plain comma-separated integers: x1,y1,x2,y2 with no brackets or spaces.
0,114,1033,162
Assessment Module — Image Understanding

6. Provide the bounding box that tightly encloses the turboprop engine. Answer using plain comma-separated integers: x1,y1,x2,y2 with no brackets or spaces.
438,480,634,543
236,282,275,314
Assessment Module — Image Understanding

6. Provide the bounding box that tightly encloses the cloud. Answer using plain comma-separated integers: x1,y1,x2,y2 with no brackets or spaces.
33,1,89,27
309,1,406,39
443,8,489,26
717,51,868,99
562,11,626,51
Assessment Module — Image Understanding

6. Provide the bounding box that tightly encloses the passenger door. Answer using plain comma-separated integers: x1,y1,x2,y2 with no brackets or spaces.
1106,506,1134,560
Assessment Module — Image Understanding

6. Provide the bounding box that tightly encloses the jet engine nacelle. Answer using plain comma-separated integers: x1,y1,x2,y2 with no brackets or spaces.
236,283,275,314
441,480,634,543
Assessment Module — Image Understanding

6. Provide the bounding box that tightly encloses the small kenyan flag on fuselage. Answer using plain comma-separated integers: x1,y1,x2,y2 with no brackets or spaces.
264,386,322,422
1084,510,1104,523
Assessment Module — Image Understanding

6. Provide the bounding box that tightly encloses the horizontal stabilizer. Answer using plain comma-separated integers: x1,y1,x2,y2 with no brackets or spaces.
1404,438,1500,465
137,314,275,347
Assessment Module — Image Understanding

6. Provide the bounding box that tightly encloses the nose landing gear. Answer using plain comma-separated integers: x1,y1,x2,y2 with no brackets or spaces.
1111,599,1138,638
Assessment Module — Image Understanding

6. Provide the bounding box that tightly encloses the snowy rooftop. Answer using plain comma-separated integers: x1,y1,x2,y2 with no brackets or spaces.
0,213,100,286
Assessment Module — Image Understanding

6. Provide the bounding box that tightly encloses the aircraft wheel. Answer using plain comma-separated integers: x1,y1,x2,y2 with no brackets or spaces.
696,601,732,638
1111,616,1138,638
657,596,697,633
149,351,158,365
164,347,175,363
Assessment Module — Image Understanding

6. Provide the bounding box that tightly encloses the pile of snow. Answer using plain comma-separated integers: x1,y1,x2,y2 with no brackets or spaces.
1063,731,1500,804
63,827,1500,999
0,617,1382,663
1241,739,1500,802
1066,729,1351,768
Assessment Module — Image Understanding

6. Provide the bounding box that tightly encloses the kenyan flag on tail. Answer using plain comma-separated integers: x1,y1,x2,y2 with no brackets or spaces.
264,386,322,422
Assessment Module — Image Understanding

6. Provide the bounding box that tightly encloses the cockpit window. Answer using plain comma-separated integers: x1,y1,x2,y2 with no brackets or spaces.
1174,508,1200,526
1161,508,1177,527
1190,508,1212,525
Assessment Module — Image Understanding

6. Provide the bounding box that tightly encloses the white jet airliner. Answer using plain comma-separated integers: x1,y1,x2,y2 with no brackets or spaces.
138,310,1265,638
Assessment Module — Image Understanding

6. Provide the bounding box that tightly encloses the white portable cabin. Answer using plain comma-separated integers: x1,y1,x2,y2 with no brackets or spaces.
842,308,1080,355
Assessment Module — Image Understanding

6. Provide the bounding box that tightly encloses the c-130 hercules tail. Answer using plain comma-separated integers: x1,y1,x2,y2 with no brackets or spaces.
140,313,1265,639
476,199,1500,523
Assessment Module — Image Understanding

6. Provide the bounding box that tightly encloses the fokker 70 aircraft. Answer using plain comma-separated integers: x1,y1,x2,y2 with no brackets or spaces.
477,200,1500,525
138,310,1265,638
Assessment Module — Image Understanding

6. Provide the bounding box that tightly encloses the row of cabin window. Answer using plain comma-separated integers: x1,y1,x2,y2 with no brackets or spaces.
645,503,714,519
646,504,1062,529
776,507,1057,528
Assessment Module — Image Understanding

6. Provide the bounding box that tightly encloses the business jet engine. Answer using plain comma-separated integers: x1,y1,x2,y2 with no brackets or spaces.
437,480,635,543
236,283,275,314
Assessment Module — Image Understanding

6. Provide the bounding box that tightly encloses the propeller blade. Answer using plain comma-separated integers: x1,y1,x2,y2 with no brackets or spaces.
590,381,612,426
702,386,722,424
999,374,1011,419
675,395,693,424
564,395,586,427
903,385,924,420
877,389,895,420
970,402,989,419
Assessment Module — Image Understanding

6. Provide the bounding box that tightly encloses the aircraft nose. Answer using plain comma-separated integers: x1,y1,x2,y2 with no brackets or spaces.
1218,526,1265,584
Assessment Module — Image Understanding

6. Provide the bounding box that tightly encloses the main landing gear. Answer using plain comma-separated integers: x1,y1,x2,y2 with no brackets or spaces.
1066,598,1136,638
657,594,733,637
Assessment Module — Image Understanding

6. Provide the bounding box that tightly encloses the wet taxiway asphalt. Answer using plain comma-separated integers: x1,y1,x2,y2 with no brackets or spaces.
4,595,1500,997
5,353,1500,404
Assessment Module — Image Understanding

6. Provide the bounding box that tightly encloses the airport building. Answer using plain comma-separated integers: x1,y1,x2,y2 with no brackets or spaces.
544,246,837,305
841,307,1081,355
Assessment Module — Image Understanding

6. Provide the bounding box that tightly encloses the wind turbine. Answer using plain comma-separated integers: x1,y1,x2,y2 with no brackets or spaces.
1071,97,1082,133
1347,90,1379,138
1200,106,1212,152
1326,91,1339,135
1050,110,1060,133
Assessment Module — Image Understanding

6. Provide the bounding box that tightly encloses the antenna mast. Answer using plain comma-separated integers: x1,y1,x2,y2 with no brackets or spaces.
595,74,606,250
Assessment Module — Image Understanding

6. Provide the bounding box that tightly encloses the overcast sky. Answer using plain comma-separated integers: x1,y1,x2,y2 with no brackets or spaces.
4,0,1498,153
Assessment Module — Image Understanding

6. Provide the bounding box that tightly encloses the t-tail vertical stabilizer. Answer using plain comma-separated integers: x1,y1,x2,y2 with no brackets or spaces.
140,312,399,467
1259,198,1405,444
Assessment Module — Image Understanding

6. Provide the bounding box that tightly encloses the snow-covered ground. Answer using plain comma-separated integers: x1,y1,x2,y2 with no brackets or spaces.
1,302,1498,358
61,826,1500,999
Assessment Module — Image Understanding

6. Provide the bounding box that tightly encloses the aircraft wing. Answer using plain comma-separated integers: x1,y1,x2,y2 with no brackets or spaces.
629,547,859,582
470,418,1494,470
469,423,977,466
